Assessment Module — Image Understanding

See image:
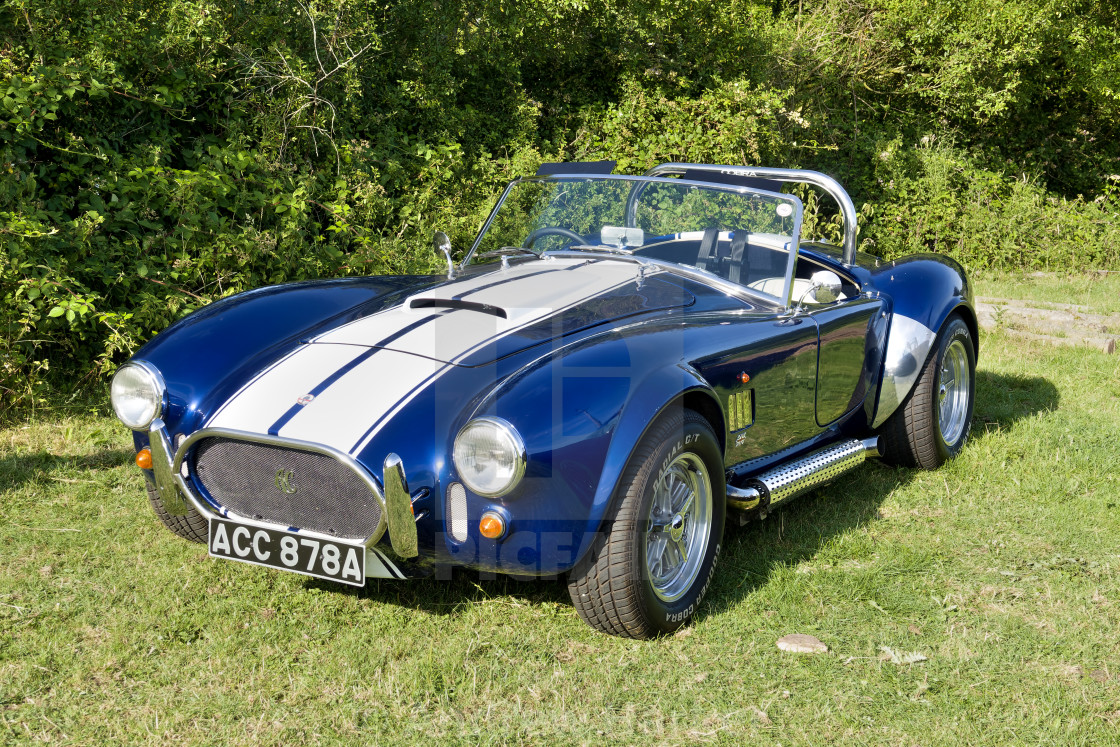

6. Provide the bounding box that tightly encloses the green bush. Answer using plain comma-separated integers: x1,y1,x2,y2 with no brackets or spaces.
859,137,1120,268
1,0,1117,417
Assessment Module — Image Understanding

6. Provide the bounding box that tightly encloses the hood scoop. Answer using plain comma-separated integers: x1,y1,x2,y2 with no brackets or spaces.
312,257,694,366
409,297,507,318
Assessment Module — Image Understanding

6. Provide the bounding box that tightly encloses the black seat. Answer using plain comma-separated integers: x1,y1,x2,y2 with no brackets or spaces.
694,228,721,274
726,230,748,284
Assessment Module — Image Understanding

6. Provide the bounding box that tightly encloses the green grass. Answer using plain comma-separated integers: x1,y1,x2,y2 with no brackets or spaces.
973,269,1120,313
2,277,1120,744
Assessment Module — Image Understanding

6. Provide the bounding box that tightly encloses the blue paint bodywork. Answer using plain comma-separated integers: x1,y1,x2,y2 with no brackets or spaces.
123,199,973,581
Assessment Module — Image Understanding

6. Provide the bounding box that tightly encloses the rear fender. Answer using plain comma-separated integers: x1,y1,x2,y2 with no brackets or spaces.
865,254,977,427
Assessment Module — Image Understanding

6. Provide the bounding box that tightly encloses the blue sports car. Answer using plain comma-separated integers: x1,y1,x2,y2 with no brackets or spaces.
110,162,977,638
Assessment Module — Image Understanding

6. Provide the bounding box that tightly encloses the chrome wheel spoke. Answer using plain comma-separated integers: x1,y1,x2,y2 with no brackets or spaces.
676,491,695,520
646,535,668,578
655,475,676,514
673,535,689,565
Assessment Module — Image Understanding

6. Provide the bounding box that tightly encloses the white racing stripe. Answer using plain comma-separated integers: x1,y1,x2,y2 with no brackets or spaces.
206,257,644,454
311,258,583,344
207,343,371,433
362,262,638,364
316,257,636,362
277,349,442,448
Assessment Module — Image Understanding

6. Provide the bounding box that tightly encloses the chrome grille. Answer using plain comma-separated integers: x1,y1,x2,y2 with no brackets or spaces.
193,437,382,541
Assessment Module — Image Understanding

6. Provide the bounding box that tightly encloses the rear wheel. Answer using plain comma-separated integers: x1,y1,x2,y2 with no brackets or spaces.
880,314,976,469
567,409,725,638
146,482,208,543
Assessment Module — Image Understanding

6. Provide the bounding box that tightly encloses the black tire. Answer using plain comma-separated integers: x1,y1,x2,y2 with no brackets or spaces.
567,409,726,638
145,481,208,543
880,314,976,469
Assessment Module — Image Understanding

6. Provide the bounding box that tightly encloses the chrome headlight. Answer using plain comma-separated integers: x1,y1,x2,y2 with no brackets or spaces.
452,417,527,497
110,362,165,430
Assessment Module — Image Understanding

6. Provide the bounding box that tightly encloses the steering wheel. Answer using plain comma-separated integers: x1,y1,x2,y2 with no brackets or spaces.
522,226,586,249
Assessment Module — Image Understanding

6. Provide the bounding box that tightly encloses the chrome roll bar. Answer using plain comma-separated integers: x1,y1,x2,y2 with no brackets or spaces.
638,163,859,265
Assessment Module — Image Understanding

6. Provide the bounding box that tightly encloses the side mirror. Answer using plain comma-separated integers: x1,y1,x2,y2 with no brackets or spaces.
808,270,843,304
433,231,455,279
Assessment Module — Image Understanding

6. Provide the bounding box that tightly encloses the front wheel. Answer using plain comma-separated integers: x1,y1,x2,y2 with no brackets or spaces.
146,482,208,543
567,409,725,638
880,314,976,469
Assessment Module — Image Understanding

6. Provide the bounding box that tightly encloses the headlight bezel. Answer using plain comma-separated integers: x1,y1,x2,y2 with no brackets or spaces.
452,416,527,498
110,361,167,431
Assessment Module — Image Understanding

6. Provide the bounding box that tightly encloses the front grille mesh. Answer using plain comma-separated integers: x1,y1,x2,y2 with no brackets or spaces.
447,482,468,543
193,437,381,541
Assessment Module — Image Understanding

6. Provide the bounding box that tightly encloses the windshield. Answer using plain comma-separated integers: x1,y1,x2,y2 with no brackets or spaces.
467,175,803,305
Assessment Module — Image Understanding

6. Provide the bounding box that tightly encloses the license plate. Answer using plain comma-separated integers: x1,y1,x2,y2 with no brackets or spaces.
208,517,366,587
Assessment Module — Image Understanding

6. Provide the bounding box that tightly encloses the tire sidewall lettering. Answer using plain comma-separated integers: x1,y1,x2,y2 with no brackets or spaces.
658,433,701,475
665,542,720,623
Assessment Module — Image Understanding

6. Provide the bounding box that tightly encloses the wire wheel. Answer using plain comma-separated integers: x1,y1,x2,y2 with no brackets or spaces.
566,409,725,638
938,338,971,446
644,452,713,603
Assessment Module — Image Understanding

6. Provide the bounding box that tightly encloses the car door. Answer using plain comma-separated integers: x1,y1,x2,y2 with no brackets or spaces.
807,295,887,427
696,312,822,466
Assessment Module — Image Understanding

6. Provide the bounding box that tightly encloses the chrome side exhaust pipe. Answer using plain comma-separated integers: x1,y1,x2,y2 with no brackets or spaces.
727,437,880,514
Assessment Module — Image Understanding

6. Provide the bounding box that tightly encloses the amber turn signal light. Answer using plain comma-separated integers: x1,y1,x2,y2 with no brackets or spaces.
135,447,153,470
479,510,507,540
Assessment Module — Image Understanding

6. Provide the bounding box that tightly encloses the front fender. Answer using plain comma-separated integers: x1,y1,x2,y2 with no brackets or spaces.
130,275,437,437
589,365,720,538
458,327,719,575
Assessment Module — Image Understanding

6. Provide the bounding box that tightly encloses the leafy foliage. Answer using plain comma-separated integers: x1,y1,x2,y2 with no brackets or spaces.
1,0,1117,413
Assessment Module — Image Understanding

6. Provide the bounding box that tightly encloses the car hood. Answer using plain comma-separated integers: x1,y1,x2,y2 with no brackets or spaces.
311,256,692,366
201,256,694,455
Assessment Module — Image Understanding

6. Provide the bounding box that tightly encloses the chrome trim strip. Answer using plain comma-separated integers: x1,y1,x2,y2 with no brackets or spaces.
169,427,389,548
149,418,190,516
643,163,859,265
872,314,936,428
383,453,419,558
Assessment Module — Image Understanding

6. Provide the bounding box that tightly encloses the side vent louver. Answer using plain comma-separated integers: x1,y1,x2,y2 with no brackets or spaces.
728,390,753,431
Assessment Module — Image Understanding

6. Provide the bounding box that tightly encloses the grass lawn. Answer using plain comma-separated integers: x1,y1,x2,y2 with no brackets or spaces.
2,273,1119,745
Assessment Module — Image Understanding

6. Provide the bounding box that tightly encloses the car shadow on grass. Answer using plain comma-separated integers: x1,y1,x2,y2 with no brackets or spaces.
311,371,1060,626
703,370,1059,621
0,448,135,492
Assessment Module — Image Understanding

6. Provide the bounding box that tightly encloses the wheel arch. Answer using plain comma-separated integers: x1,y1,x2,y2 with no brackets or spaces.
949,301,980,360
569,368,725,571
867,254,978,428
